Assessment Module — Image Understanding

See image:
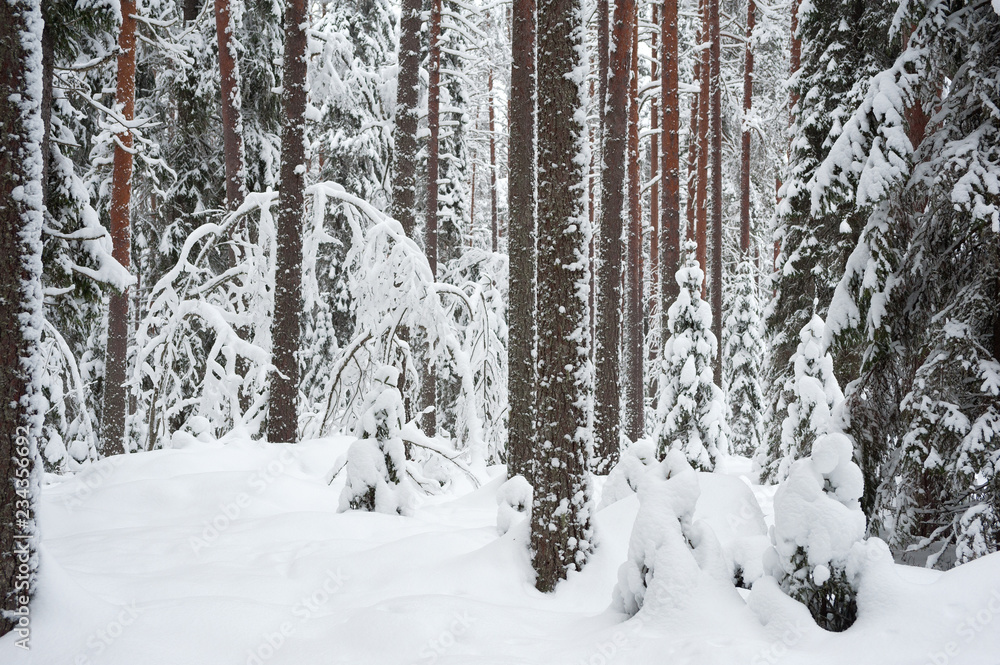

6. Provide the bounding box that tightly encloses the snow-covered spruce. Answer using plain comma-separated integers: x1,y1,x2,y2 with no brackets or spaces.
599,439,656,509
338,366,413,515
766,431,866,631
758,313,843,484
655,241,729,470
723,257,764,459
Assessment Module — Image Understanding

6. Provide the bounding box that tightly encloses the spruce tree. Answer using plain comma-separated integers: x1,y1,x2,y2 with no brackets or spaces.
656,241,729,471
723,258,764,459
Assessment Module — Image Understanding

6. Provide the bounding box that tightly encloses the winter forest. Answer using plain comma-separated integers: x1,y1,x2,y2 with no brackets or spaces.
1,0,999,661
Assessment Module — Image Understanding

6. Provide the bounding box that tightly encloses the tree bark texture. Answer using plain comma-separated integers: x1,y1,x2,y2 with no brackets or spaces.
740,0,755,255
102,0,138,456
506,0,536,481
593,0,634,472
268,0,308,443
489,69,498,253
709,0,723,385
531,0,593,592
0,0,44,637
648,2,659,357
695,0,709,285
624,14,643,442
660,0,680,343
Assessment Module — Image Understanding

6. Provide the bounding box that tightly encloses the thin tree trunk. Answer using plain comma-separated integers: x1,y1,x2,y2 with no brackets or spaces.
102,0,138,456
489,69,498,253
624,13,643,442
40,0,52,211
661,0,680,343
789,0,801,115
0,0,45,636
695,0,709,285
648,2,659,360
421,0,443,435
531,0,593,590
740,0,755,255
686,63,698,244
268,0,308,443
709,0,723,385
593,0,634,472
506,0,536,480
391,0,423,420
216,0,247,215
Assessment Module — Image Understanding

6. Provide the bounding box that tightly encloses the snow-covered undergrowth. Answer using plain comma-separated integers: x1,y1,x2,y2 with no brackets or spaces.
3,439,1000,664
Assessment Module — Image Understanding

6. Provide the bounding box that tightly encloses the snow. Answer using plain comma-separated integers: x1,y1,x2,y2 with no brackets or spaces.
1,440,999,663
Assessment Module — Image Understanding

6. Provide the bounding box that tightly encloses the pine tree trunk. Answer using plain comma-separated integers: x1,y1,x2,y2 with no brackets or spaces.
789,0,801,114
740,0,755,256
624,14,643,442
421,0,442,435
102,0,138,456
695,0,709,284
661,0,680,343
488,70,498,253
216,0,246,215
507,0,536,481
648,3,659,360
392,0,421,237
709,0,723,385
0,0,44,637
391,0,423,421
268,0,308,443
531,0,593,591
593,0,634,471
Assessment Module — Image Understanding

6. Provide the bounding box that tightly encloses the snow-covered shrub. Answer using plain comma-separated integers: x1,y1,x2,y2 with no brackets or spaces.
758,314,843,483
599,439,656,509
655,241,729,470
614,451,702,615
497,475,532,536
767,431,866,631
339,365,412,515
723,257,765,459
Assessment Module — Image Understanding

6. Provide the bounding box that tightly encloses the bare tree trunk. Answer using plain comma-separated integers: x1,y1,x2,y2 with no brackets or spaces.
789,0,801,115
624,14,643,442
489,69,498,253
661,0,680,342
268,0,308,443
740,0,755,255
215,0,247,216
709,0,723,385
391,0,423,421
695,0,709,286
507,0,536,480
421,0,443,435
0,0,44,636
648,2,659,361
102,0,138,456
531,0,593,590
593,0,634,472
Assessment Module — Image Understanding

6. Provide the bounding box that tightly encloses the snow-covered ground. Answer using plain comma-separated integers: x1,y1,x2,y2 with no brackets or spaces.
3,438,1000,664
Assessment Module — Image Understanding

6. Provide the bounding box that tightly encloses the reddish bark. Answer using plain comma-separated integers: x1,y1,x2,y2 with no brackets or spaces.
215,0,246,216
695,0,709,286
594,0,635,470
790,0,801,114
661,0,681,340
709,0,723,384
649,2,659,349
102,0,138,455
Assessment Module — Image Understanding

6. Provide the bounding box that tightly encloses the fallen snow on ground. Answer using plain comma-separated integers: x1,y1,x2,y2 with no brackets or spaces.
2,438,999,664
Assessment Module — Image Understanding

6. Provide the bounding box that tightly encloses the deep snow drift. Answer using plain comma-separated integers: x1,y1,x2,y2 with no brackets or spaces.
2,437,999,664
